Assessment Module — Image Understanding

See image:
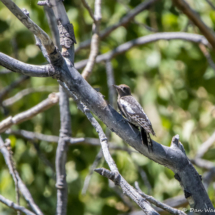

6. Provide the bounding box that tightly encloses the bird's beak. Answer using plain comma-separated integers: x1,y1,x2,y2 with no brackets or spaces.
113,85,119,90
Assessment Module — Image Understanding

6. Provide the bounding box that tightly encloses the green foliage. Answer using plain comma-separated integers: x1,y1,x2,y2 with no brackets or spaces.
0,0,215,214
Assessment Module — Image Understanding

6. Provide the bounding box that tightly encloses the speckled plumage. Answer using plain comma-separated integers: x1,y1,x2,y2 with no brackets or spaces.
114,84,155,152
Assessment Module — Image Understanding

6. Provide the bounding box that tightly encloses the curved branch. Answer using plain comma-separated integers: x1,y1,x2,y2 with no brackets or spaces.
0,195,35,215
195,132,215,159
135,182,186,215
81,0,102,79
2,86,58,107
0,137,43,215
0,93,59,133
0,0,55,55
0,75,29,102
75,32,209,69
172,0,215,50
75,0,159,52
0,52,52,77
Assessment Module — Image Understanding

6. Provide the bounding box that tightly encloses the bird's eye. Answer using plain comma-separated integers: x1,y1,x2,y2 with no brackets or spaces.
123,87,126,90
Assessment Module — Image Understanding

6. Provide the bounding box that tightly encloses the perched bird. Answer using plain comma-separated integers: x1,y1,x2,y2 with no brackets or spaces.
113,84,155,152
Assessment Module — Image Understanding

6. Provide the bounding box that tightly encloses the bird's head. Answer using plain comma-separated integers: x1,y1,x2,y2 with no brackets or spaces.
113,84,131,97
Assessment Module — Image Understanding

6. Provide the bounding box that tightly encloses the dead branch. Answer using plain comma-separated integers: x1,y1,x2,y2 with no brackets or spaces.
0,93,59,133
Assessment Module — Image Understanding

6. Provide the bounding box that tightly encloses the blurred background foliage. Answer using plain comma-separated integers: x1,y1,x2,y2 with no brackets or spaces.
0,0,215,214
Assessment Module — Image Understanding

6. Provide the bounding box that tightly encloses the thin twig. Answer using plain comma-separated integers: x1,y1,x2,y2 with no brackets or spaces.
82,148,103,194
108,180,134,210
135,182,186,215
172,0,215,50
0,75,29,102
195,131,215,158
6,129,137,154
128,195,188,215
75,0,159,52
191,158,214,170
205,0,215,10
75,32,209,70
1,0,56,55
81,0,96,22
82,0,102,79
0,93,59,133
2,86,58,107
0,195,35,215
0,136,43,215
4,139,20,215
203,167,215,191
199,44,215,73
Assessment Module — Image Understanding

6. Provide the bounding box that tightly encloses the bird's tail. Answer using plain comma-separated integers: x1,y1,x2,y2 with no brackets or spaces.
140,128,153,153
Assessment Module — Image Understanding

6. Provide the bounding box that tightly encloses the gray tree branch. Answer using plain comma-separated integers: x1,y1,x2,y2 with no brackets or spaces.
0,195,35,215
172,0,215,50
0,52,52,77
0,75,29,103
75,32,209,70
2,86,58,107
82,0,102,79
0,136,43,215
0,0,56,56
75,0,159,52
135,182,186,215
0,93,59,133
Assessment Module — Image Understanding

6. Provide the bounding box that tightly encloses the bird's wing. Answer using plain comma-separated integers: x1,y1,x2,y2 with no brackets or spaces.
117,101,126,118
120,96,155,135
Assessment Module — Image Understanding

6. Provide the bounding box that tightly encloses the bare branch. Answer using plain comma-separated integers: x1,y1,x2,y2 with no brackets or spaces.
1,139,20,215
95,168,159,215
135,182,186,215
199,44,215,72
129,195,188,215
108,180,134,210
0,93,59,133
205,0,215,10
75,32,209,70
2,86,58,107
76,0,159,52
55,86,71,215
6,129,137,154
138,167,152,195
191,158,214,171
196,131,215,159
172,0,215,50
0,195,35,215
0,0,57,55
203,167,215,191
82,149,103,194
44,6,60,48
0,75,29,105
81,0,96,22
0,136,43,215
82,0,102,79
0,52,53,77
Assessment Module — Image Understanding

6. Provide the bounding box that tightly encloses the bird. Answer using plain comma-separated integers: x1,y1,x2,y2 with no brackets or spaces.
113,84,155,152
